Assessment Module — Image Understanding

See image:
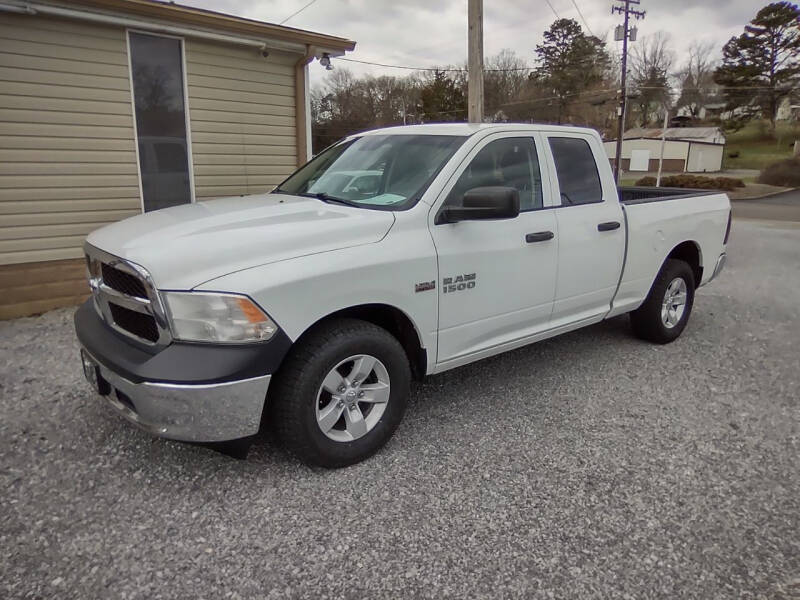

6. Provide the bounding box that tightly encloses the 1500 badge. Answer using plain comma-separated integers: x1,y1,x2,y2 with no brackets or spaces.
442,273,476,293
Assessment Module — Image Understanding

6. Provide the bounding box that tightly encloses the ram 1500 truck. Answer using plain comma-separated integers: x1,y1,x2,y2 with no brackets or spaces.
75,123,731,467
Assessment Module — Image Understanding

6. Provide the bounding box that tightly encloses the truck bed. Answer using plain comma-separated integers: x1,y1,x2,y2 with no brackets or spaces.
618,186,717,205
609,187,730,319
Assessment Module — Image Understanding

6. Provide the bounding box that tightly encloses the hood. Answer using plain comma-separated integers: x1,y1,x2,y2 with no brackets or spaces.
86,194,395,289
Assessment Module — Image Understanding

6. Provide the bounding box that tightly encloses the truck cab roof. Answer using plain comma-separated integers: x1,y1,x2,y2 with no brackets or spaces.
356,122,602,138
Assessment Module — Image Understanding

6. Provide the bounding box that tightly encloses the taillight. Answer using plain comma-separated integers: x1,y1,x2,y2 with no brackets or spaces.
723,209,732,245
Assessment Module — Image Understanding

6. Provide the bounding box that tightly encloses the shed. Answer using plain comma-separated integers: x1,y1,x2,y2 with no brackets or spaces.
604,127,726,174
0,0,354,318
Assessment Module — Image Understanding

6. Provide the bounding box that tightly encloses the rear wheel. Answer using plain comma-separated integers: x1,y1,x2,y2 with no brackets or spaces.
630,258,695,344
269,318,410,468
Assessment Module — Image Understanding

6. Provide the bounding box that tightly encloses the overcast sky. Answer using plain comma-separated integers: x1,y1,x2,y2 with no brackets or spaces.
180,0,761,86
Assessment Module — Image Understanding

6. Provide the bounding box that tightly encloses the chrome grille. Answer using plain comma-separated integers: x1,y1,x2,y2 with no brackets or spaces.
85,243,171,347
101,263,148,299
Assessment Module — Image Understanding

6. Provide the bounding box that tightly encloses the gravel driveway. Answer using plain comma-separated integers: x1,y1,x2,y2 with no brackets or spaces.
2,219,798,600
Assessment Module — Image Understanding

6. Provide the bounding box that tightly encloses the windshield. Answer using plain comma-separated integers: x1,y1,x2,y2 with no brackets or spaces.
273,134,467,209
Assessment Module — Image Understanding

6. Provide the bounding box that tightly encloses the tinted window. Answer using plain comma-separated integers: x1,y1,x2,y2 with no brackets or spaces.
129,32,192,212
548,137,602,206
446,137,543,210
154,143,188,173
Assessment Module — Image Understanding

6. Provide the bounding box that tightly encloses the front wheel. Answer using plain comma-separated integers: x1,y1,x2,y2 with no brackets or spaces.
630,258,695,344
269,318,410,468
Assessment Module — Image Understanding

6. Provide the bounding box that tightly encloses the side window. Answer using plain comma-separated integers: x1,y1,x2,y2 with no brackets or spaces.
548,137,603,206
445,138,543,211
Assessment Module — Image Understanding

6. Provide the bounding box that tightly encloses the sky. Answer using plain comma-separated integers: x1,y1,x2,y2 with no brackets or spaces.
179,0,762,87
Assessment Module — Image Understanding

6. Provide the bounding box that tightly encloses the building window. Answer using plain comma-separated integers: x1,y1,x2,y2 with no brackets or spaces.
128,32,193,212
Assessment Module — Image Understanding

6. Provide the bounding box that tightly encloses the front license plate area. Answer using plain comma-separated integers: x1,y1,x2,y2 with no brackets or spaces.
81,350,110,396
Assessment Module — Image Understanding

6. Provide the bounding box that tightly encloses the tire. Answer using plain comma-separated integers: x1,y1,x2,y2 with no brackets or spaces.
269,318,410,468
630,258,695,344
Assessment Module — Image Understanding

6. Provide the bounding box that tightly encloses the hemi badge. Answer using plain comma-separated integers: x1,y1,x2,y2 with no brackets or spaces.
415,281,435,293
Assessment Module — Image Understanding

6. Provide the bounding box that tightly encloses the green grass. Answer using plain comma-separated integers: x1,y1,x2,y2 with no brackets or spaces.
723,121,800,170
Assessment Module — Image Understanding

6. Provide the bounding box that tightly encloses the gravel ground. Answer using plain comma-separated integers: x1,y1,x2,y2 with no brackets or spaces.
2,219,799,600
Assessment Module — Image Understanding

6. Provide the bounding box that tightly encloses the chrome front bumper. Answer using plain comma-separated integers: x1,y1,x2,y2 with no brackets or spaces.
81,347,270,442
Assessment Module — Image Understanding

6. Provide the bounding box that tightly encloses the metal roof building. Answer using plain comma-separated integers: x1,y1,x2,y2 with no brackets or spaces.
604,127,726,175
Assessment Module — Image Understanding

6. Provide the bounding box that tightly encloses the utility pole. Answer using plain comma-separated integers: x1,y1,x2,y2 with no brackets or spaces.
656,104,669,187
467,0,484,123
612,0,645,183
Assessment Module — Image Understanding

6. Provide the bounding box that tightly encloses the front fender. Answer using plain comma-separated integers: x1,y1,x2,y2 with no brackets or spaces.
194,229,439,373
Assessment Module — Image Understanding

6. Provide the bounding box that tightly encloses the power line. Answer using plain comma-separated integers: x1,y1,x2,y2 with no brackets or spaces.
569,0,595,36
338,57,534,72
328,58,792,94
544,0,560,18
338,58,464,72
279,0,320,25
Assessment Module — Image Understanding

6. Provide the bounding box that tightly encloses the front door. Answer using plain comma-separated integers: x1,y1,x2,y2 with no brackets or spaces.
430,134,558,365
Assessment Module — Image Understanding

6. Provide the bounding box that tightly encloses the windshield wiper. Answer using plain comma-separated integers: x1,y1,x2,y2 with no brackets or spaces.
298,192,362,208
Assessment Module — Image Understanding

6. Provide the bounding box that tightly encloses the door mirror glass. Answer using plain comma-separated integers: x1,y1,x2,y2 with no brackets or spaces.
437,186,520,223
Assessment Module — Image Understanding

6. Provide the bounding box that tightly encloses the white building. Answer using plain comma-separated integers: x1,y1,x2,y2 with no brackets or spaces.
604,127,726,174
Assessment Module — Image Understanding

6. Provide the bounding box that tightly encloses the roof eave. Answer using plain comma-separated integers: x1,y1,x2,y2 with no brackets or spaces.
64,0,356,54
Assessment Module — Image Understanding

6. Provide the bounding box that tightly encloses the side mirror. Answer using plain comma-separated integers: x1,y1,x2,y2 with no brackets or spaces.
437,186,520,224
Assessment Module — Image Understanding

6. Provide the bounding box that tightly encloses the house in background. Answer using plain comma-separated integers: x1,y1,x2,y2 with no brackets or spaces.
776,95,800,121
0,0,354,319
604,127,726,174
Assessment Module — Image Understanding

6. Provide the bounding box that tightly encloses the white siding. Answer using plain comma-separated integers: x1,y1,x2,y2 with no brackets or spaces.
686,143,724,173
184,39,298,199
0,14,303,267
0,14,140,266
604,139,690,161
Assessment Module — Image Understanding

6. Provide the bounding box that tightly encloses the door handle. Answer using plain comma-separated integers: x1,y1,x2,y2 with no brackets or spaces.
597,221,621,231
525,231,554,243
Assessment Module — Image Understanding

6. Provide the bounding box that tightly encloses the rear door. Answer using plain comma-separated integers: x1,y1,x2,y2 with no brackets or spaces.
430,133,558,365
543,133,625,327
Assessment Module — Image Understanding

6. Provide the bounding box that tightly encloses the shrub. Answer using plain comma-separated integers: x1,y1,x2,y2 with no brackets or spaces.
757,157,800,187
633,174,744,191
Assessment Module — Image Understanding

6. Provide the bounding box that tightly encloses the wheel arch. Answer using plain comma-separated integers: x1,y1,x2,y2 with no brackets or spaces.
293,303,428,380
665,240,703,289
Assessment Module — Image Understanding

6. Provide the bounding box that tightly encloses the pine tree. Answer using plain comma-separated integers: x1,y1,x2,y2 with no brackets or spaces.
419,70,466,123
714,2,800,132
532,18,611,124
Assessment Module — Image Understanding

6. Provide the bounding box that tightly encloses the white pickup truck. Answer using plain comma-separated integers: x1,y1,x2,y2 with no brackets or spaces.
75,123,730,467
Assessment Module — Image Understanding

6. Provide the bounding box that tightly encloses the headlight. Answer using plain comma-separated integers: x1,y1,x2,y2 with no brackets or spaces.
163,292,278,343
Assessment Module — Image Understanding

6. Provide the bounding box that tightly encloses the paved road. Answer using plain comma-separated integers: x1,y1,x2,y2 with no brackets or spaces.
732,189,800,222
2,220,799,599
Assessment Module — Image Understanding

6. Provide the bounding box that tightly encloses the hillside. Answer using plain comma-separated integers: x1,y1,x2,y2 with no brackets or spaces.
723,121,800,170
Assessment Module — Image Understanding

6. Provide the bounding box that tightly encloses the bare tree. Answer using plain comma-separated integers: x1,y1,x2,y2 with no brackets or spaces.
629,31,675,126
483,49,529,119
676,41,719,119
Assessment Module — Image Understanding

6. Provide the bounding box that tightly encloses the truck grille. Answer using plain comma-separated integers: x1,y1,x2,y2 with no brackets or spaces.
101,263,148,299
85,244,171,347
109,303,159,342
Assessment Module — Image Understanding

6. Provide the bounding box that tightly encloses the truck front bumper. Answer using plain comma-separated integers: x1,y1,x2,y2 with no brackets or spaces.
74,300,291,442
